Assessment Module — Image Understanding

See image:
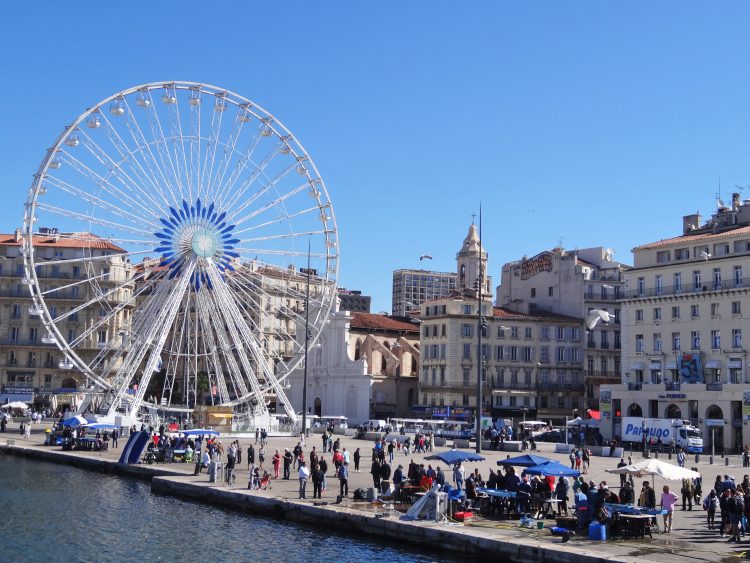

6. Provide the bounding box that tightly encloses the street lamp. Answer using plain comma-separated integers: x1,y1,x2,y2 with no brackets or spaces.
475,204,484,454
302,238,311,439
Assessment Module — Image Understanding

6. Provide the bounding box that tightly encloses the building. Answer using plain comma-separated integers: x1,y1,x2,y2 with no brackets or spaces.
497,246,629,410
337,288,371,313
601,193,750,453
286,309,420,423
392,268,457,316
415,223,583,424
0,228,133,409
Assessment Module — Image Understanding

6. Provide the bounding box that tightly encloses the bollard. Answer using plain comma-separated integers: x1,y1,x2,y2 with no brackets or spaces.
710,456,714,465
695,454,700,464
726,457,730,466
668,452,672,460
654,451,659,459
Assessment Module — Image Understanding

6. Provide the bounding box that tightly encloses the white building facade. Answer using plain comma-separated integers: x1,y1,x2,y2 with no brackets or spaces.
602,195,750,453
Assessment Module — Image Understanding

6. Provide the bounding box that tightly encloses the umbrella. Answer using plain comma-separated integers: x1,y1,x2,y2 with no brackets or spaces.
62,415,88,427
496,454,552,467
606,459,700,481
87,423,117,430
606,458,701,491
182,428,220,436
1,401,29,410
424,450,486,464
522,460,580,478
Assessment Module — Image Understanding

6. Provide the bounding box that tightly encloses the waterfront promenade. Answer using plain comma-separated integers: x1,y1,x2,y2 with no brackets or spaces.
0,423,743,563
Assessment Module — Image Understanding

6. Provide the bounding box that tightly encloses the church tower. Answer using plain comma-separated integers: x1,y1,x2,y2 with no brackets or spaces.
456,222,492,300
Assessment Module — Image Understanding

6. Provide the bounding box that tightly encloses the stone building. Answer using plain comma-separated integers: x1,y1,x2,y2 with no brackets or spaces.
602,194,750,453
0,228,132,408
497,246,629,410
392,268,457,317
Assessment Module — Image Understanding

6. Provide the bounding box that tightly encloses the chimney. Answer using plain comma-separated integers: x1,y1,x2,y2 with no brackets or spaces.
682,213,701,234
733,192,741,211
14,228,21,243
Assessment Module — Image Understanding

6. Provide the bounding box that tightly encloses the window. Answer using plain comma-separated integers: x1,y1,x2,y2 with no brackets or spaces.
511,327,519,339
556,347,565,362
672,332,681,351
732,301,741,315
586,284,594,298
735,266,743,288
600,357,608,372
531,288,536,298
522,347,532,361
431,368,436,385
524,369,532,385
548,286,554,297
463,305,471,315
510,370,518,385
556,327,565,341
614,331,621,348
72,286,79,298
674,272,682,291
440,344,445,359
497,326,505,338
656,250,671,263
10,327,18,342
495,345,504,360
711,303,719,317
461,324,473,337
733,329,742,348
28,327,37,343
431,325,437,337
691,304,699,318
540,327,549,340
539,347,549,363
693,270,701,290
653,308,661,321
672,306,680,319
711,330,720,350
655,275,664,294
587,356,595,374
635,309,644,322
713,268,722,290
510,346,518,361
462,344,471,359
67,329,75,342
422,325,429,337
691,331,700,350
463,369,470,386
11,304,21,319
635,334,644,352
571,327,579,341
637,277,645,295
675,248,689,260
441,324,446,336
524,327,532,339
653,333,662,352
571,348,580,362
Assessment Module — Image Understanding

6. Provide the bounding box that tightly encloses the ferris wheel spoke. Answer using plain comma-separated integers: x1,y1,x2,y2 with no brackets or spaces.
54,149,163,226
92,110,173,212
230,178,314,228
213,126,264,207
205,104,248,201
35,202,155,238
233,204,329,236
142,88,187,203
221,147,289,217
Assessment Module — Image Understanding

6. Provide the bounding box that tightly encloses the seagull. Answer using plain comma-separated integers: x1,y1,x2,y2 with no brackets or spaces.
700,250,711,261
419,254,433,261
585,309,615,331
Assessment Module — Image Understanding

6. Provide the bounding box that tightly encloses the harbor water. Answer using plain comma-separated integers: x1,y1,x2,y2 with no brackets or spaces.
0,455,464,562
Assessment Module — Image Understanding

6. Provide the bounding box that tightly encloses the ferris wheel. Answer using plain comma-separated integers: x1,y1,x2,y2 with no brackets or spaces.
22,81,338,422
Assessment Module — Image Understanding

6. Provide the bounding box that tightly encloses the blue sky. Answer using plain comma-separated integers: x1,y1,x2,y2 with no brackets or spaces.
2,2,750,312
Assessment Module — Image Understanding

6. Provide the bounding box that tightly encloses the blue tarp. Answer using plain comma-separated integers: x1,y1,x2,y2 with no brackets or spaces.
522,460,580,477
61,415,88,427
87,423,117,430
496,454,552,467
181,428,220,436
424,450,485,465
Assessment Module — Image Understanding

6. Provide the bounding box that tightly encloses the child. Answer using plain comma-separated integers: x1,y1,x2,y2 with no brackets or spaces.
703,489,719,530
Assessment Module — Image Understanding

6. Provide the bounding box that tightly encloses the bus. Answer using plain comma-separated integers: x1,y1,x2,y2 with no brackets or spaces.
424,419,473,439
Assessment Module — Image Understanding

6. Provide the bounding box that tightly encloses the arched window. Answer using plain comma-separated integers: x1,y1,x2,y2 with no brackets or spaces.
314,397,322,417
706,405,723,420
665,404,682,419
354,339,362,361
411,357,418,375
381,355,387,374
627,403,642,417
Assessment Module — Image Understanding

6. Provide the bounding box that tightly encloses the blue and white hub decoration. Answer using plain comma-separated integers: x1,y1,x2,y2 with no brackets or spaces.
154,198,240,290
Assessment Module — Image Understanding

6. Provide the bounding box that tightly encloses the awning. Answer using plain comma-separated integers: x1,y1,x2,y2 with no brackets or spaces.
629,363,645,371
728,360,743,369
587,409,601,421
705,360,721,369
649,362,662,370
666,361,677,370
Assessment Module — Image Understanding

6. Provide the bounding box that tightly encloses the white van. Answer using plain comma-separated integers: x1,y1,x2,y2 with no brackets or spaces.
359,419,388,432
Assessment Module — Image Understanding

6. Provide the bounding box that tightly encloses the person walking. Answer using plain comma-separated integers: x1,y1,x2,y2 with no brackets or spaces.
283,448,293,480
660,485,679,533
677,449,686,468
616,458,627,487
247,444,255,471
111,428,119,448
298,461,310,499
703,489,719,530
353,447,361,472
319,456,328,492
272,450,282,479
681,478,693,511
338,461,350,498
453,461,465,492
312,463,324,499
728,489,745,542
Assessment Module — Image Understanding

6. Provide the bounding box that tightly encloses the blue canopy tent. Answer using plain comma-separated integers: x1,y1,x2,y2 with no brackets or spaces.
521,460,580,478
87,423,117,430
424,450,485,465
496,454,552,467
61,415,88,427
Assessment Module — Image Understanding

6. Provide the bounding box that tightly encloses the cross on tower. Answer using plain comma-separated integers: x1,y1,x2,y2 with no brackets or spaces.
471,212,476,224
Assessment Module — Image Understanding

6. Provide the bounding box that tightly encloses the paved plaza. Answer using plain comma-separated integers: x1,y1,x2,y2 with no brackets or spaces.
4,421,749,562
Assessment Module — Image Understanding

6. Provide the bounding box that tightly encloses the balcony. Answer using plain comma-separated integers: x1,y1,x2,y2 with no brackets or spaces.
665,382,681,391
623,277,750,300
706,383,723,392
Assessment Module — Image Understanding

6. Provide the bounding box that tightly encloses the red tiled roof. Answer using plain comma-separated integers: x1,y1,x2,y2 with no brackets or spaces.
350,312,419,333
0,232,125,253
633,225,750,251
493,307,581,323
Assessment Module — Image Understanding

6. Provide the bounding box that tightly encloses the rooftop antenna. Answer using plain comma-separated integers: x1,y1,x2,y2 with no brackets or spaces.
715,177,725,209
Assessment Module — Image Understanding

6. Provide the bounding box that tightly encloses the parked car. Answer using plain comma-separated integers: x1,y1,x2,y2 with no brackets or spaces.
535,429,563,443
